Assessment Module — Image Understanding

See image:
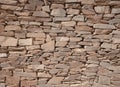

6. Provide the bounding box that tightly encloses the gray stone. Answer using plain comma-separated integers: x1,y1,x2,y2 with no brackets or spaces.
72,15,85,21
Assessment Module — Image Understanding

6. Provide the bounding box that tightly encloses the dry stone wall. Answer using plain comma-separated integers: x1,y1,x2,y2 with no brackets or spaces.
0,0,120,87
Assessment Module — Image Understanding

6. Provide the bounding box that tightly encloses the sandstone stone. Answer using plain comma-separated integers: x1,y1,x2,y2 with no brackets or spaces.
0,83,5,87
51,9,66,17
98,76,110,85
61,21,76,27
67,8,80,15
101,43,117,49
70,37,82,42
93,24,115,29
26,45,40,50
38,72,52,78
0,53,7,58
19,38,32,46
0,0,17,5
72,15,85,21
14,72,36,77
51,4,64,9
93,83,110,87
112,8,120,14
56,37,69,41
65,0,81,3
1,5,20,10
42,6,50,12
94,29,112,35
27,33,45,38
33,11,49,17
27,64,45,71
55,64,69,69
48,77,64,84
1,37,18,46
56,41,68,47
75,26,93,32
6,76,20,85
41,41,55,51
21,80,37,87
53,17,71,22
109,19,120,24
81,0,95,4
112,38,120,43
29,22,42,26
5,25,21,31
94,6,110,13
24,4,36,10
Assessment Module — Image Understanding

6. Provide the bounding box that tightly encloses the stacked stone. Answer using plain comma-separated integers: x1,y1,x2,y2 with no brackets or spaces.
0,0,120,87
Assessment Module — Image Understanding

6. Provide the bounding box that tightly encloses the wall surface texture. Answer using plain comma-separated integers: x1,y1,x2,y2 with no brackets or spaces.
0,0,120,87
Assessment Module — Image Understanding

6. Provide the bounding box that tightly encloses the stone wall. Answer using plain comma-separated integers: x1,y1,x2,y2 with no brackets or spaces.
0,0,120,87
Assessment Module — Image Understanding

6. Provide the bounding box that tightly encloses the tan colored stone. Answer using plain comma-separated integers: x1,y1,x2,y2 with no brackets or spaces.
27,33,45,38
94,6,110,13
67,8,80,15
70,37,82,42
56,37,69,41
21,80,37,87
1,37,18,46
51,8,66,17
112,38,120,43
48,77,64,84
93,24,115,29
19,38,32,46
0,53,7,58
94,29,112,35
56,41,68,47
112,8,120,14
72,15,85,21
75,26,93,32
42,6,50,12
26,45,40,50
33,11,49,17
38,72,52,78
27,64,45,71
0,0,17,5
5,25,21,31
61,21,76,27
41,40,55,51
6,76,20,85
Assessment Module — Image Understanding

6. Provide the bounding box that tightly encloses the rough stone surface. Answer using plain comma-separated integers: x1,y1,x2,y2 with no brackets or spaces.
0,0,119,87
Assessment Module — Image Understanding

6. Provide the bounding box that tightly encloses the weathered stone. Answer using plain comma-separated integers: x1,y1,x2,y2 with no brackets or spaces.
27,33,45,38
6,76,20,85
94,29,112,35
72,15,85,21
56,41,68,47
33,11,49,17
112,8,120,14
70,37,82,42
14,72,36,77
27,64,45,71
67,8,80,15
56,37,69,41
93,24,115,29
41,41,55,51
94,6,110,13
5,25,21,31
0,0,17,5
48,77,64,84
65,0,81,3
38,72,52,78
98,76,110,85
112,38,120,43
101,43,117,49
21,80,37,87
19,38,32,46
55,64,69,69
51,9,66,17
0,53,7,58
61,21,76,26
75,26,93,32
42,6,50,12
1,37,18,46
53,17,71,22
0,83,5,87
24,4,36,10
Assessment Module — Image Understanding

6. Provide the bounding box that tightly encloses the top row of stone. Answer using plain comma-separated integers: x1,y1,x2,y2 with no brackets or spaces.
0,0,120,5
